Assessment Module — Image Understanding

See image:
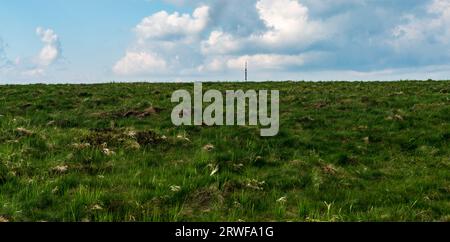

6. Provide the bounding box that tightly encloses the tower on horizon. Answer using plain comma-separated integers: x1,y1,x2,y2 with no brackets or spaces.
245,61,248,81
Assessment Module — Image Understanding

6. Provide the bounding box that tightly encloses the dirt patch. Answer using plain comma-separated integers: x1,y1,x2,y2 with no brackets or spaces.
187,187,223,210
78,92,92,97
81,129,128,147
222,181,243,195
71,162,114,175
312,102,328,109
120,106,163,118
21,103,33,109
135,130,164,146
297,116,315,123
336,154,359,166
90,107,163,119
81,129,165,148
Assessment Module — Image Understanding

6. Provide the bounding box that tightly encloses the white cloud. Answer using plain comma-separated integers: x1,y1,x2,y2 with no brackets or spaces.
391,0,450,50
254,0,325,47
38,45,59,66
113,5,210,76
202,0,326,54
112,0,450,81
199,53,320,73
429,0,450,14
115,0,333,78
36,27,59,45
113,51,167,75
201,31,241,55
0,28,63,82
135,6,209,41
227,54,306,70
36,27,61,66
201,0,328,55
197,0,329,73
122,0,335,77
201,58,226,72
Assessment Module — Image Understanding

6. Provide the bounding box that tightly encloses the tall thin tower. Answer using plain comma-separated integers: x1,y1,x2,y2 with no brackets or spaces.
245,61,248,81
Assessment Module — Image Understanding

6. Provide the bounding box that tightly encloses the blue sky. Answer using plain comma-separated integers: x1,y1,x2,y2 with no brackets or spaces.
1,0,450,83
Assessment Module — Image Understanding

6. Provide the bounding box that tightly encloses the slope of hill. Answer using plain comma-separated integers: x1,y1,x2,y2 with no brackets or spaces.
0,81,449,221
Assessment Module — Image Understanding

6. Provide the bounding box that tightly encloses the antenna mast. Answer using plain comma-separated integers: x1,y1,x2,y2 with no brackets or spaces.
245,61,248,81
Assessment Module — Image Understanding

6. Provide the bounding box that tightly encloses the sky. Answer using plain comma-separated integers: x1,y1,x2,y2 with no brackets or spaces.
1,0,450,83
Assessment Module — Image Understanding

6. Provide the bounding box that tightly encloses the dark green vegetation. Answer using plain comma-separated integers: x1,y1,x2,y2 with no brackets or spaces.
0,81,449,222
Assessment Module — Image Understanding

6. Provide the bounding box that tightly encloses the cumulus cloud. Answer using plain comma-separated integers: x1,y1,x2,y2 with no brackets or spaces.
254,0,326,48
201,0,328,55
387,0,450,66
161,0,267,36
392,0,450,45
113,5,210,76
36,27,61,66
111,0,450,80
199,52,326,73
0,27,63,82
135,6,209,41
197,0,331,74
19,27,63,77
201,31,241,55
228,54,306,70
113,51,167,75
117,0,333,77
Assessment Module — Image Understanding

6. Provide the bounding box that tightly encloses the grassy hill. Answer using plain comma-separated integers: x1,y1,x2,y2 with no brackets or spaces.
0,81,449,222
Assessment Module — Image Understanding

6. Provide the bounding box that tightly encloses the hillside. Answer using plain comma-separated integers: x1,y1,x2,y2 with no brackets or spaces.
0,81,449,221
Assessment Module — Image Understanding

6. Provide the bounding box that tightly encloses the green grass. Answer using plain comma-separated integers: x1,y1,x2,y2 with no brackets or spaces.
0,81,449,222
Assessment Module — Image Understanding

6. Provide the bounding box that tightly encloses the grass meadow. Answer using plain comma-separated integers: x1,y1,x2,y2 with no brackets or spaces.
0,81,449,222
